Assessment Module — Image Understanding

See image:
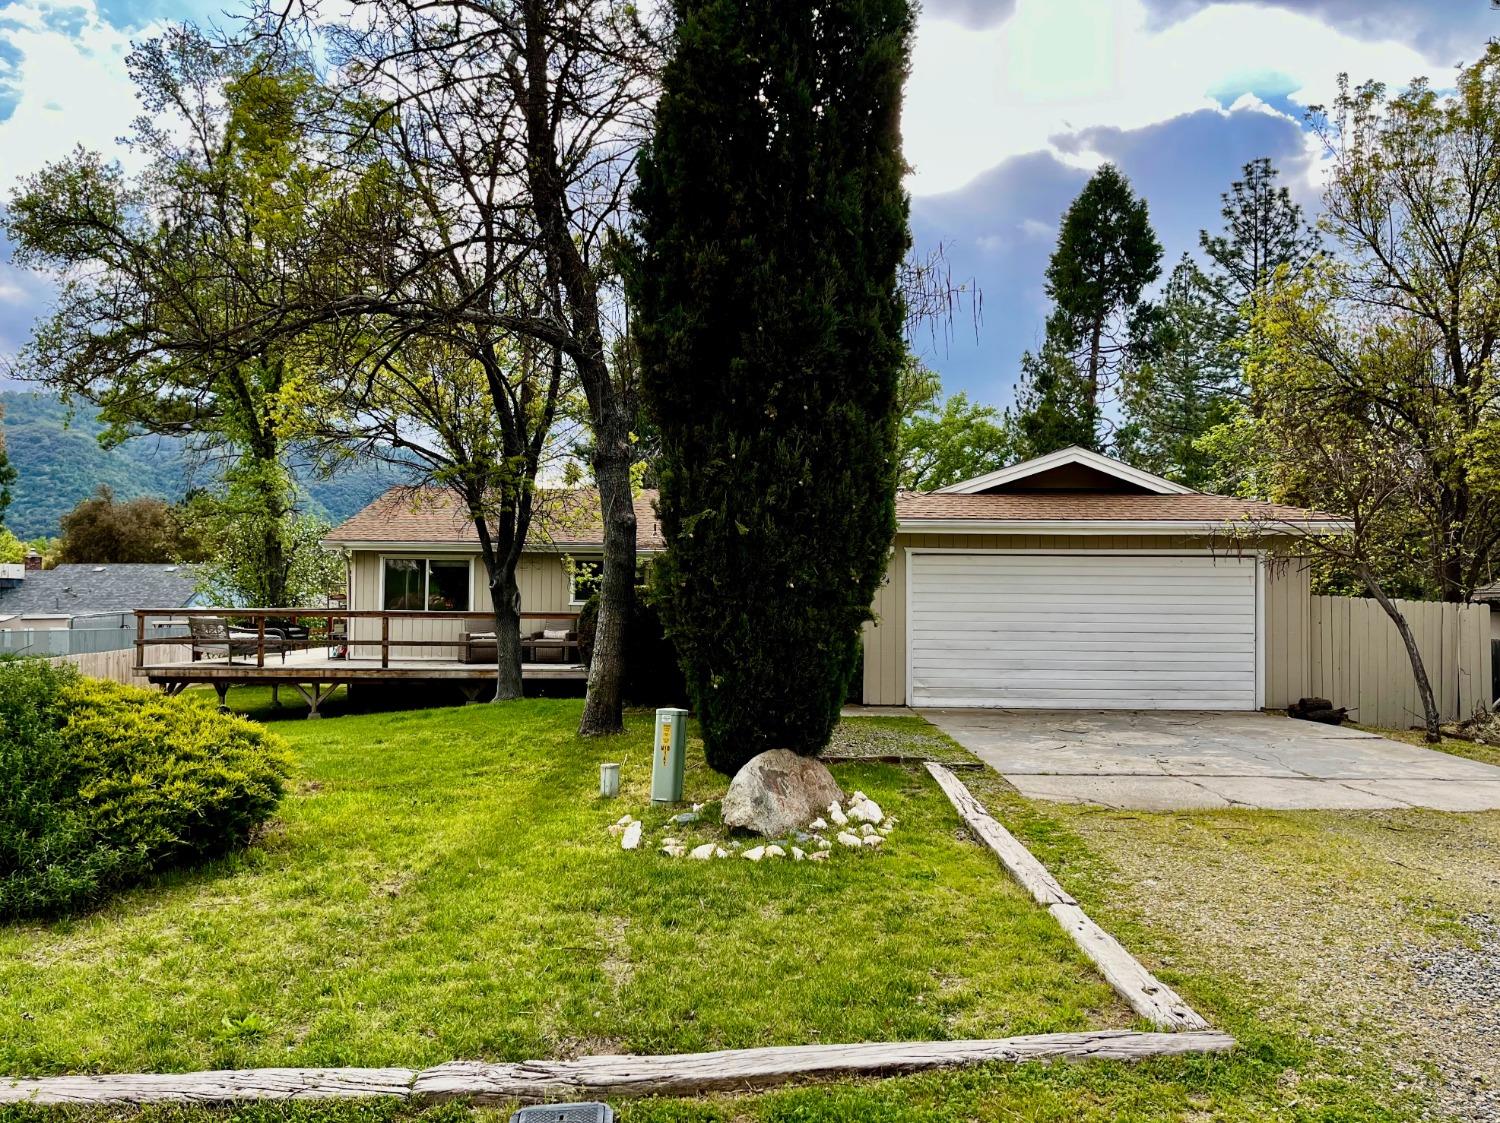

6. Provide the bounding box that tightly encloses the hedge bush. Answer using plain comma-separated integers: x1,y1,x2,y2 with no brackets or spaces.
577,585,689,708
0,660,290,919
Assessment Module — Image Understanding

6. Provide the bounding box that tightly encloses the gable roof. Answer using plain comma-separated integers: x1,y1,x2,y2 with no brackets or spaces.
937,446,1198,496
325,488,667,551
896,490,1345,531
0,564,199,620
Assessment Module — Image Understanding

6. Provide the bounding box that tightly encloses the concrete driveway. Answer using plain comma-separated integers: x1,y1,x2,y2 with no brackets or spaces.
922,709,1500,811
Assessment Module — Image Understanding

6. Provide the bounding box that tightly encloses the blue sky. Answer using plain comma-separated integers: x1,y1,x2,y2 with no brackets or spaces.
0,0,1493,407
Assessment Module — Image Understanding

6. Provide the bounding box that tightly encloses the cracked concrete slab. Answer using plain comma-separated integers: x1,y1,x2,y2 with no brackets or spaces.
923,709,1500,811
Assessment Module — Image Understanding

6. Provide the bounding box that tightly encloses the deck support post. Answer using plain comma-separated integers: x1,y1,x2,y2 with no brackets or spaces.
213,683,230,712
293,683,331,719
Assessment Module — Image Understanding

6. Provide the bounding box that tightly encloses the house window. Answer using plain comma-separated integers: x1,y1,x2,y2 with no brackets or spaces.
570,558,604,605
383,558,471,611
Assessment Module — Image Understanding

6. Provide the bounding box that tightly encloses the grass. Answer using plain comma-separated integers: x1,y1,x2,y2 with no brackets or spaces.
1353,721,1500,769
2,695,1485,1121
0,690,1119,1077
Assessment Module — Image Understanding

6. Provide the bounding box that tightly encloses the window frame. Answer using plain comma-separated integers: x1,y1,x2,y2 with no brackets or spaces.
377,554,475,613
567,556,605,606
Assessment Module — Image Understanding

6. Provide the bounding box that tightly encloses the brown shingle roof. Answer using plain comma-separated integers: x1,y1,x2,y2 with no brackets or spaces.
896,491,1341,524
327,485,1341,550
326,487,666,550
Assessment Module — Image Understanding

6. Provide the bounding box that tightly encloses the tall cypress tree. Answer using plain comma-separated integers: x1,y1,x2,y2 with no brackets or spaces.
631,0,912,775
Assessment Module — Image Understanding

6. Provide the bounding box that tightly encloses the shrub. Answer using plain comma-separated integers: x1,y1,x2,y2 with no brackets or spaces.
0,663,290,919
578,585,689,708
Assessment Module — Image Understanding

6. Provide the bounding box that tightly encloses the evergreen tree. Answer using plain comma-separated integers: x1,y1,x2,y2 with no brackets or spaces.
1199,157,1319,321
1119,157,1316,485
1115,259,1239,488
631,0,912,775
1012,164,1161,456
1011,344,1099,456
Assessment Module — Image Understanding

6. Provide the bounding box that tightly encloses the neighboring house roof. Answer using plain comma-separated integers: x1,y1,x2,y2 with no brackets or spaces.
0,563,199,619
936,445,1197,496
325,488,668,551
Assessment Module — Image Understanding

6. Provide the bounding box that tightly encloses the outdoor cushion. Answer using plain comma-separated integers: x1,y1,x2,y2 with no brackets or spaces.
541,629,571,640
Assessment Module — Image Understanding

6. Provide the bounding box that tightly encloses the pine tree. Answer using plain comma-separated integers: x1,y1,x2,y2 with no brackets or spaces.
1199,157,1319,320
631,0,913,775
1012,164,1161,456
1118,158,1317,486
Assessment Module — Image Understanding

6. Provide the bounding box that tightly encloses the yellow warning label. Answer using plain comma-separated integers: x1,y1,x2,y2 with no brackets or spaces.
659,718,671,762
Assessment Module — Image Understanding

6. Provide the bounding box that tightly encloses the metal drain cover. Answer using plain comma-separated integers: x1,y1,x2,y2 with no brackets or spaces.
509,1104,614,1123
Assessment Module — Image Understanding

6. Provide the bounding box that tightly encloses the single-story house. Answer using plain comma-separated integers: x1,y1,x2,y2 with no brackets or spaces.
0,562,201,657
324,447,1346,710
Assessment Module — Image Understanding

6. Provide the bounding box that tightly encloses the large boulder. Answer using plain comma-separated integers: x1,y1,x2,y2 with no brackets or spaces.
721,750,844,838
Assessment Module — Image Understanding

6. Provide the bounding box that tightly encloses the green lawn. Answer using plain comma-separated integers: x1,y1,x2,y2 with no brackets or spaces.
2,695,1477,1121
0,693,1119,1077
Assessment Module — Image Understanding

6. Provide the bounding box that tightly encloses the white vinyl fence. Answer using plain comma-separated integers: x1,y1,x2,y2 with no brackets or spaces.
1308,595,1493,728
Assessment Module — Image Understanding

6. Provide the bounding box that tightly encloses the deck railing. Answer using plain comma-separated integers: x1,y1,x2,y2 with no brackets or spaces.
133,608,582,671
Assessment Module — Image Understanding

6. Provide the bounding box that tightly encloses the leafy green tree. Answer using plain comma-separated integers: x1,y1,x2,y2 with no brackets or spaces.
186,468,343,607
1243,47,1500,603
0,529,25,565
56,486,204,565
3,29,359,606
897,360,1013,490
1014,164,1161,456
632,0,913,774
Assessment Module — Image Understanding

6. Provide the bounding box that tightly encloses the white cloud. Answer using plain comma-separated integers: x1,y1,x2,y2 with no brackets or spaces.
0,1,170,192
903,0,1450,196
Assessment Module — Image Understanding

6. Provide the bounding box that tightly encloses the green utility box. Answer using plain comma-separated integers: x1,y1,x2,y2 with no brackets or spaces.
651,707,688,803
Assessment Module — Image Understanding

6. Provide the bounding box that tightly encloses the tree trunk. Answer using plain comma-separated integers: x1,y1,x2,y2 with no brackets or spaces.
1359,565,1441,742
487,564,524,702
579,413,636,735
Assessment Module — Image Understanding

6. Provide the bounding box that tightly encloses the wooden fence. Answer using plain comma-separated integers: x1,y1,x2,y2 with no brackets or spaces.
1308,595,1493,728
47,643,191,686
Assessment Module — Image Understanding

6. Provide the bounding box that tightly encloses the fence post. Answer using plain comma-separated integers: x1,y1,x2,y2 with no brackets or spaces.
135,612,145,670
381,614,390,669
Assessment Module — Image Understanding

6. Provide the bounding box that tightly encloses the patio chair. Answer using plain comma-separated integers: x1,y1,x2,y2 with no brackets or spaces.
189,616,288,663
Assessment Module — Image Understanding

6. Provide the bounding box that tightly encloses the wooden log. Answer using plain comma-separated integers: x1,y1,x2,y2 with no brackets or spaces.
411,1030,1236,1103
924,762,1075,906
822,754,984,769
0,1068,417,1106
925,763,1211,1033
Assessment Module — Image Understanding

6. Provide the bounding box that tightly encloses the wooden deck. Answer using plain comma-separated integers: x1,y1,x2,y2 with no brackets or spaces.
138,647,587,682
138,648,586,716
133,607,586,715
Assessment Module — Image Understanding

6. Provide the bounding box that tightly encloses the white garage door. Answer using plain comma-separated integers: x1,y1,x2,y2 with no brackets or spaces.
909,553,1259,709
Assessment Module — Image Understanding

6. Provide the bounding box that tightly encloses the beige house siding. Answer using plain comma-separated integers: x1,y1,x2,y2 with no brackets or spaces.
345,549,584,659
861,533,1312,709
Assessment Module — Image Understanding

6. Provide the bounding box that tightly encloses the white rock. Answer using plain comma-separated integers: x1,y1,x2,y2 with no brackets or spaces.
715,847,729,859
848,799,884,824
791,847,806,861
764,844,786,858
837,831,864,848
860,823,876,836
743,846,766,861
661,837,681,847
816,838,833,850
808,850,830,861
621,821,643,850
809,817,828,831
862,833,883,846
661,843,686,858
878,824,893,835
828,803,849,826
608,815,635,837
688,842,717,860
